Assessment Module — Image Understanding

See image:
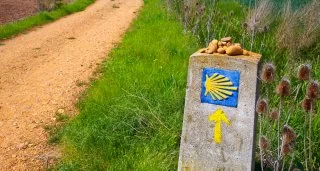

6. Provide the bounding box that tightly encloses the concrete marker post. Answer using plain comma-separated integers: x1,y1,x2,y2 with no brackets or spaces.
178,52,261,171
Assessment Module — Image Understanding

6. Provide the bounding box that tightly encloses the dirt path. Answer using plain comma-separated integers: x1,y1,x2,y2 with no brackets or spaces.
0,0,143,170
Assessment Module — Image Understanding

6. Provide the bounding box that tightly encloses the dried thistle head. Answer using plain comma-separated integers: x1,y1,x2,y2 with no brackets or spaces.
301,97,314,112
259,136,269,150
307,80,319,99
270,108,279,121
282,125,296,145
282,143,294,155
242,22,248,29
261,63,276,83
256,97,268,114
297,64,311,81
276,78,291,97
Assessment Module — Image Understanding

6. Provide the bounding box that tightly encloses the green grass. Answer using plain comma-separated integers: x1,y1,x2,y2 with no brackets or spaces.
0,0,95,40
55,0,197,170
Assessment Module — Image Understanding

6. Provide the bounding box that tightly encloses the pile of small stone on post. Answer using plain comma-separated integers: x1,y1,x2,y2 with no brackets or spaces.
198,37,256,56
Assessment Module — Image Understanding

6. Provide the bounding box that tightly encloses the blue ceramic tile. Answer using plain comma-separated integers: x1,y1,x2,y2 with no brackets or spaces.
201,68,240,108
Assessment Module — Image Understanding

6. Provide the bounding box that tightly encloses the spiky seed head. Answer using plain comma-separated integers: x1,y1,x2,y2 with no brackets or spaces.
301,97,314,112
297,64,311,81
256,97,268,115
259,136,269,150
242,22,248,28
282,143,293,155
282,125,296,145
276,78,291,97
261,63,276,83
184,5,189,11
270,108,279,121
307,80,319,99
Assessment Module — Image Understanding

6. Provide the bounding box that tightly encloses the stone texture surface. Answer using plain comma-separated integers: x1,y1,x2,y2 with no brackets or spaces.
0,0,38,24
0,0,75,24
178,53,261,171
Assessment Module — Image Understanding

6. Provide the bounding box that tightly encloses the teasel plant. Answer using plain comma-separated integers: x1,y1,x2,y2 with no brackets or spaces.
256,97,268,171
275,77,291,170
258,63,275,170
301,79,319,170
296,63,315,170
280,125,297,171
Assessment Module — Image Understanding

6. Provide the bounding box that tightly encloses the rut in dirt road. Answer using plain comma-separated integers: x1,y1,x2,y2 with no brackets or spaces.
0,0,143,170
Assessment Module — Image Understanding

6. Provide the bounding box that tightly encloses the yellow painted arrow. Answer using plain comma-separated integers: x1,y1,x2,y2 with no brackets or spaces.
208,108,231,144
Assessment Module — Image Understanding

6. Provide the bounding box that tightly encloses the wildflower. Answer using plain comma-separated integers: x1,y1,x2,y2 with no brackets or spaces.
281,125,296,155
282,125,296,145
307,80,319,99
256,97,268,114
282,143,294,155
259,136,269,150
270,108,279,121
297,64,311,81
276,78,291,97
261,63,276,83
301,97,314,112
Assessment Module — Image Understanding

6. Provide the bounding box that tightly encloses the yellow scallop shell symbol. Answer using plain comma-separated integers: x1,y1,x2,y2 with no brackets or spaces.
204,73,238,100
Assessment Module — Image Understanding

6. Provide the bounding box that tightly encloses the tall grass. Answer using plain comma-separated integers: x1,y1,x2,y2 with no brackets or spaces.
0,0,95,40
277,0,320,60
54,0,197,170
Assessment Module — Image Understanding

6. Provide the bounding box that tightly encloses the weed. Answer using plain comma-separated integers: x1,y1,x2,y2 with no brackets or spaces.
44,124,64,144
55,113,70,122
75,80,87,87
44,112,70,145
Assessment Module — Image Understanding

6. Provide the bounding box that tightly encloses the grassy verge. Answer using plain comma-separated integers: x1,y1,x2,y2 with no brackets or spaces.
55,0,197,170
0,0,95,40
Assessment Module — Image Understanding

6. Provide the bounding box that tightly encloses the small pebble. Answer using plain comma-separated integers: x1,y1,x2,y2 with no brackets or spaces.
243,50,250,56
226,45,243,56
209,40,218,47
198,48,207,53
221,37,232,42
217,48,226,54
57,109,65,114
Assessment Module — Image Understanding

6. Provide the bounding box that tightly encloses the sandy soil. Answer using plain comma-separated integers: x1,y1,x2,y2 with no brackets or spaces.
0,0,143,170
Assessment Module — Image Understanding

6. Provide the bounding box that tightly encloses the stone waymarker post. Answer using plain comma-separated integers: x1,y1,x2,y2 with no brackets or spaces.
178,52,261,171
